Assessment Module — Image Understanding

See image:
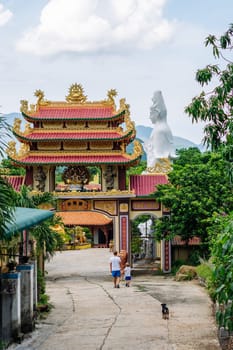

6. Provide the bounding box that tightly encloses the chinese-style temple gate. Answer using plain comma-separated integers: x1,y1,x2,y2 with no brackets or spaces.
7,84,169,266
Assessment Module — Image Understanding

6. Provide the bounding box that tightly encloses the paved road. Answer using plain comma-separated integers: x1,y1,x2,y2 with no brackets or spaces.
10,249,221,350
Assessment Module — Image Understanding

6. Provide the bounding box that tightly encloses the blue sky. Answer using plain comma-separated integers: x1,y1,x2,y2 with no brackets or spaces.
0,0,232,144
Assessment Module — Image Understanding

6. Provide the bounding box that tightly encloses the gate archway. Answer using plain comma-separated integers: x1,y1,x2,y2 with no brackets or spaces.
131,213,158,263
56,210,113,248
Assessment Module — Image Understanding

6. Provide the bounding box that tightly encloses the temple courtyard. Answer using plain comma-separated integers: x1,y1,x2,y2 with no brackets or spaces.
9,249,220,350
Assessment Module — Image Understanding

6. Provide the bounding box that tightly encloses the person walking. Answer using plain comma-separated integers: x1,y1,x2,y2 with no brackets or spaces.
110,251,121,288
124,262,131,287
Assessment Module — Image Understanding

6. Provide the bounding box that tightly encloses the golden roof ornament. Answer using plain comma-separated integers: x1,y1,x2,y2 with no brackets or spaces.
119,98,130,115
20,100,28,113
66,83,87,103
34,89,50,108
133,140,143,158
107,89,117,109
13,118,22,134
7,141,17,157
125,114,135,134
24,123,32,134
30,104,36,113
18,143,30,157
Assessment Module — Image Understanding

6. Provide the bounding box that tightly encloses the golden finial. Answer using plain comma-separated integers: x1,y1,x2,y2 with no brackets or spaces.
66,83,87,103
107,89,117,109
34,89,45,105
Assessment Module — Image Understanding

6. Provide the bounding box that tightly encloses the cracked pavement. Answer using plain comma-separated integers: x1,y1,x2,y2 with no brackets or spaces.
9,249,221,350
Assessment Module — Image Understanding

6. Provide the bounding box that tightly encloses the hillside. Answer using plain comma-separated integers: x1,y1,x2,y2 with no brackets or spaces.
136,125,203,151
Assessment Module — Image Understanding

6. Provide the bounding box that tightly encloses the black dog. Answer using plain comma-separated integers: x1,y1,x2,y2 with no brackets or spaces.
161,303,169,320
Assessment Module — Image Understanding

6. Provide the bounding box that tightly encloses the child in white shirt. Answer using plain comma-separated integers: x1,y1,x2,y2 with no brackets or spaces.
124,262,131,287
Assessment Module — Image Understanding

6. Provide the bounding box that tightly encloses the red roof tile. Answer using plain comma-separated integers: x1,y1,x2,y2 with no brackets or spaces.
29,106,114,119
57,211,112,226
172,235,201,246
3,176,25,192
12,154,135,165
21,131,125,141
130,174,168,196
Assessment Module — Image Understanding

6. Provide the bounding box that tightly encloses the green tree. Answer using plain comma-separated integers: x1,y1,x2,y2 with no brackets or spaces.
126,160,147,187
185,23,233,152
154,148,233,254
208,212,233,330
185,24,233,332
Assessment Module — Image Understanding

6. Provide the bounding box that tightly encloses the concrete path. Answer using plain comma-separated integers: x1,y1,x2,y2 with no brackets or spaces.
9,249,221,350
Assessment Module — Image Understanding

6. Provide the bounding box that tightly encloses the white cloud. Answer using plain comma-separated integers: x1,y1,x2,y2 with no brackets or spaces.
17,0,176,56
0,3,12,26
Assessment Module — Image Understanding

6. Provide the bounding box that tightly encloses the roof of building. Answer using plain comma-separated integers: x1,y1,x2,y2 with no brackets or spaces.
56,211,112,226
171,235,201,246
13,129,133,142
22,108,125,122
2,175,25,192
8,152,141,166
129,174,168,196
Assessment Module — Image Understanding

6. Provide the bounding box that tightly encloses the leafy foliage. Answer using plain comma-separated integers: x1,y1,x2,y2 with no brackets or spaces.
0,158,25,175
0,116,16,238
185,24,233,152
12,185,61,258
0,177,15,239
209,213,233,330
126,160,147,187
153,148,233,254
31,218,64,259
196,262,213,285
13,185,56,208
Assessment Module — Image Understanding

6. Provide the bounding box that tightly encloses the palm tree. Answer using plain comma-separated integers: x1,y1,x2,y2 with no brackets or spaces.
0,177,15,239
13,185,63,261
0,115,15,239
13,184,56,208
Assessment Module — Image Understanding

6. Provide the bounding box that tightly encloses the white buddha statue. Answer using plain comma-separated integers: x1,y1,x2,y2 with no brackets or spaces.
144,91,175,169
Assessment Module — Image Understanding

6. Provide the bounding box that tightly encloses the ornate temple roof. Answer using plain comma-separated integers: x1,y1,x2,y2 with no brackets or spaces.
7,84,142,167
7,144,142,166
56,211,112,226
13,129,134,142
2,175,25,192
22,108,125,122
20,84,126,122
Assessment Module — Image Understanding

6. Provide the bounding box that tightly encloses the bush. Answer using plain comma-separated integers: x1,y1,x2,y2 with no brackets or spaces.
196,263,213,281
187,250,201,266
